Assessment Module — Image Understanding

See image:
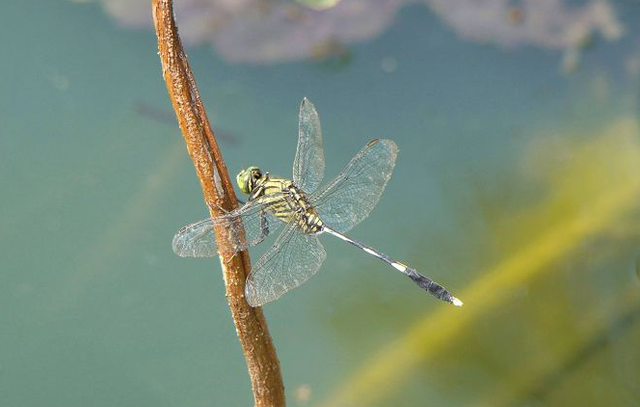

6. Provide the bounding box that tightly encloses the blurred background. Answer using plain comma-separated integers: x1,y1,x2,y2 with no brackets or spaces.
1,0,640,406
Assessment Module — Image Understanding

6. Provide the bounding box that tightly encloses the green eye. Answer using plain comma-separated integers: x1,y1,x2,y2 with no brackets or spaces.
236,166,262,195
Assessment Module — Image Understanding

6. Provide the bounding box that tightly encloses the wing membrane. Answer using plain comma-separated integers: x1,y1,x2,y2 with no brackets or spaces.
172,196,285,257
310,139,397,233
292,98,325,194
245,220,327,306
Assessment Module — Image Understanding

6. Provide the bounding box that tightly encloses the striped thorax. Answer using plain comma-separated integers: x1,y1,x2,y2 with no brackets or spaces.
237,167,324,234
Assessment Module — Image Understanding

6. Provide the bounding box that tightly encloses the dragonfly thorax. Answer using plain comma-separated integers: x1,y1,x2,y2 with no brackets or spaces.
250,174,324,235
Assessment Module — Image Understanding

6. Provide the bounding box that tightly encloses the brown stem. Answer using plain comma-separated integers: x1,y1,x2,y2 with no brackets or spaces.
151,1,286,406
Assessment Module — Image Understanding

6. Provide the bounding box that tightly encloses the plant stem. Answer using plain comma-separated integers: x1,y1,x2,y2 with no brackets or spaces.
151,1,286,406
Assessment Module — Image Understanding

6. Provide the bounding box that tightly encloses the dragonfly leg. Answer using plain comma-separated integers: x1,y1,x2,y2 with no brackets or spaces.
245,209,270,248
206,201,233,214
221,210,270,265
223,251,239,264
260,209,270,240
206,199,247,215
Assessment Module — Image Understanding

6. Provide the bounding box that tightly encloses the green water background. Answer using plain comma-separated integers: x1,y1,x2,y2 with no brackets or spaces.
1,1,640,406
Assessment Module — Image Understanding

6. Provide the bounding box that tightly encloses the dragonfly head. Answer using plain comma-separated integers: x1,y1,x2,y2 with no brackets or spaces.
237,166,263,195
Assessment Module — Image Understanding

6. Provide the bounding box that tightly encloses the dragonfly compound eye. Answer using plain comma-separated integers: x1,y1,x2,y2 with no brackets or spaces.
236,166,261,194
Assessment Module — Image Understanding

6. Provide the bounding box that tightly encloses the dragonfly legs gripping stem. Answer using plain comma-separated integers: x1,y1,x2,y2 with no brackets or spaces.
206,198,247,216
321,226,463,307
222,209,271,265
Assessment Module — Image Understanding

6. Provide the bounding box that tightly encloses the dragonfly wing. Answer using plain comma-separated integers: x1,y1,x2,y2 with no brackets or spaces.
292,98,325,194
172,197,285,257
245,221,327,306
310,139,398,234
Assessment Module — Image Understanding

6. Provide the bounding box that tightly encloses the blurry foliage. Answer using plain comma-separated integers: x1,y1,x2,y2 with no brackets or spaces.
315,116,640,407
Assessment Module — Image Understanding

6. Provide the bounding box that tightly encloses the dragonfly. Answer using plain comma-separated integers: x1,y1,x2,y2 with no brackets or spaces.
173,98,463,308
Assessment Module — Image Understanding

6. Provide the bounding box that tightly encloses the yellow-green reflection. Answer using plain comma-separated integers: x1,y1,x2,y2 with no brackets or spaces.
315,117,640,407
295,0,344,11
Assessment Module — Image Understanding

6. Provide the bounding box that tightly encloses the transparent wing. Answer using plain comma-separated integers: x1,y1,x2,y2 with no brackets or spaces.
310,139,398,234
245,221,327,306
292,98,325,194
172,196,285,257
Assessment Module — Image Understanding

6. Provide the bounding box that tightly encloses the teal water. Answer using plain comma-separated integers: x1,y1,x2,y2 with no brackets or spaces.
2,1,640,406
